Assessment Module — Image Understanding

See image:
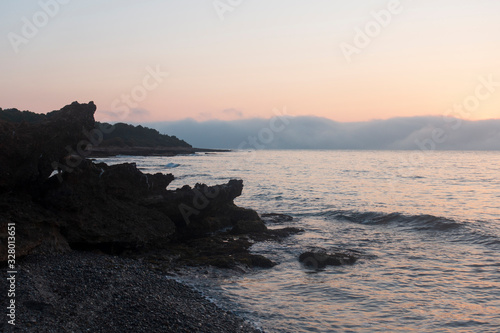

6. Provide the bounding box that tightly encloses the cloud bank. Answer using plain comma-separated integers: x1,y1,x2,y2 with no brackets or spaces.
144,116,500,150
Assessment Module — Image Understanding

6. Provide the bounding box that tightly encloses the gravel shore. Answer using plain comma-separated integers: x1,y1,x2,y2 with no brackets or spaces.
1,252,262,333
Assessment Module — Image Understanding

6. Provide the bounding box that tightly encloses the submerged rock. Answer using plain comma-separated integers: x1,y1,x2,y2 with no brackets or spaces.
261,213,294,223
299,250,358,269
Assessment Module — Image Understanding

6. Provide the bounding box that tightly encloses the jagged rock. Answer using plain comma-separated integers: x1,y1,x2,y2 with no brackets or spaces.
153,179,268,238
0,102,284,269
0,101,96,192
40,160,263,252
231,219,268,234
39,160,177,252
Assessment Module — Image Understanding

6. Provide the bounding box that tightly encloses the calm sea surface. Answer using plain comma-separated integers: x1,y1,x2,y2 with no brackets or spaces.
98,150,500,332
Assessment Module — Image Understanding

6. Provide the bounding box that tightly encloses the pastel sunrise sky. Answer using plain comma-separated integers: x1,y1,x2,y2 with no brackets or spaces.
1,0,499,122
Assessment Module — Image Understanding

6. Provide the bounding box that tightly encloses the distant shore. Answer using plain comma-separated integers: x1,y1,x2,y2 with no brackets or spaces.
89,146,231,157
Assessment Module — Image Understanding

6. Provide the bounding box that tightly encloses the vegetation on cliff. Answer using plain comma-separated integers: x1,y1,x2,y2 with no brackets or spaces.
0,107,191,149
97,122,191,148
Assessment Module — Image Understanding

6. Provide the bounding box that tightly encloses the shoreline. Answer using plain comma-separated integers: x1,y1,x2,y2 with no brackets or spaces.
0,251,262,333
0,102,286,332
89,146,231,157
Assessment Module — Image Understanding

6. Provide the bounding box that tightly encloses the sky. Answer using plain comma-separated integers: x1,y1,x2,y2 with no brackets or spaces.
1,0,499,124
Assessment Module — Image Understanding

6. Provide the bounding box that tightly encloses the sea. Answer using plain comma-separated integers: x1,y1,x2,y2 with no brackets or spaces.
97,150,500,333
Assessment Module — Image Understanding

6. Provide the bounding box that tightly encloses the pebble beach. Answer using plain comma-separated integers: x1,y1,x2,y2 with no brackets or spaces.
1,252,261,333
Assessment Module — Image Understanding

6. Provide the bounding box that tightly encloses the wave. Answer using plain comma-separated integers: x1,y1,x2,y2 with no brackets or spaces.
321,210,462,231
320,209,500,250
165,162,180,168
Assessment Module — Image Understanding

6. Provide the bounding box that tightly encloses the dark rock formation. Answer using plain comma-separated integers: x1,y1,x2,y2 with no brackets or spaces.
162,236,277,269
40,160,177,253
0,102,288,269
0,101,96,192
156,179,266,238
41,161,266,252
299,250,358,269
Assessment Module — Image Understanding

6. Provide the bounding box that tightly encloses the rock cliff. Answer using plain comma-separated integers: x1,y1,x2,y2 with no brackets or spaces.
0,102,271,264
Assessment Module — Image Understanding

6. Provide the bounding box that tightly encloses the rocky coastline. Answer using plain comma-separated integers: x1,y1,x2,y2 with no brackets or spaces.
89,146,230,157
0,102,301,332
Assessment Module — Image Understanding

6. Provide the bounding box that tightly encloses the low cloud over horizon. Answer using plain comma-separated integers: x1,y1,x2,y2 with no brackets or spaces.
144,116,500,151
